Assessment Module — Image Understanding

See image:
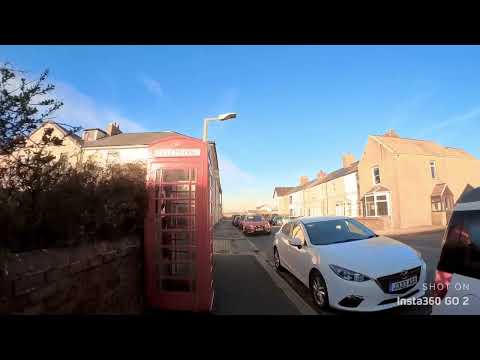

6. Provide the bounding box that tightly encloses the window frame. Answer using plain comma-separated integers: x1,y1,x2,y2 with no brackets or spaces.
106,150,120,164
372,166,381,185
429,160,437,179
364,191,390,217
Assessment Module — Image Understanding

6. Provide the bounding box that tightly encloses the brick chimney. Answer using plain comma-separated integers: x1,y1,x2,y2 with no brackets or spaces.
384,129,399,138
299,176,309,186
106,122,122,136
317,170,327,180
342,153,356,168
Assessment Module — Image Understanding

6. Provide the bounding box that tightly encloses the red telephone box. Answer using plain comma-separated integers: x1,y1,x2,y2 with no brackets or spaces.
144,134,214,312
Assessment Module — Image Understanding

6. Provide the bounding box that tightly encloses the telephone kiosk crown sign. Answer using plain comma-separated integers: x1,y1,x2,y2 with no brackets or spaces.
153,148,201,157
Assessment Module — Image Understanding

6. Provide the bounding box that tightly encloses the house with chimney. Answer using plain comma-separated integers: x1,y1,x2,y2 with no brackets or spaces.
271,128,480,231
303,154,359,217
357,129,480,230
11,120,224,224
273,154,360,218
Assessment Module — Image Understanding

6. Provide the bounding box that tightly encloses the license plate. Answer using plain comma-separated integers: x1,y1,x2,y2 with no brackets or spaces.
256,227,263,232
390,276,417,292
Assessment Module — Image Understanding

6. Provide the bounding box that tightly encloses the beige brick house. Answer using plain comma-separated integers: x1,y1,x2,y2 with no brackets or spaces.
357,130,480,230
272,154,361,218
272,187,295,215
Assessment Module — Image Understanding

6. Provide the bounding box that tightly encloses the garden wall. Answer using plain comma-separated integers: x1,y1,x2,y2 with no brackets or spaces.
0,237,143,314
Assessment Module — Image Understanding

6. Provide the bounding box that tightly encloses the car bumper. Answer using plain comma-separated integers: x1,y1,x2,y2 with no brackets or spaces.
244,227,271,234
326,261,427,312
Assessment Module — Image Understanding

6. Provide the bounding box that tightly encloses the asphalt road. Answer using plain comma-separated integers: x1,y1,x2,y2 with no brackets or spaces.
240,224,444,315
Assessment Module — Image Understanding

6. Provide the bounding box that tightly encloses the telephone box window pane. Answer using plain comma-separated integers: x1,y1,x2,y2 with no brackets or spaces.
163,184,192,199
159,247,196,262
161,215,195,230
158,262,195,277
163,200,195,214
159,231,196,246
159,279,192,292
162,169,189,182
190,168,196,182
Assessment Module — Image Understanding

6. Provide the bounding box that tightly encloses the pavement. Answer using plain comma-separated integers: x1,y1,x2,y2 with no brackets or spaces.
377,225,446,237
212,220,316,315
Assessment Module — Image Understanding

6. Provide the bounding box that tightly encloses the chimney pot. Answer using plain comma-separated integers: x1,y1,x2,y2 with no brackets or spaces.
299,176,309,186
106,122,122,136
342,153,356,168
317,170,327,180
384,129,399,137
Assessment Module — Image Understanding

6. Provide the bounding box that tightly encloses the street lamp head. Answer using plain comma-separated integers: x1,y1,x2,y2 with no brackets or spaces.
217,112,237,121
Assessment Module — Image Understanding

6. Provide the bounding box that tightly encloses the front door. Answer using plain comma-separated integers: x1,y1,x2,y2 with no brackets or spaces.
148,164,199,310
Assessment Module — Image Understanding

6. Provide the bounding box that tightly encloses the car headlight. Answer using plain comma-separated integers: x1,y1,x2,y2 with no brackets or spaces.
329,264,370,282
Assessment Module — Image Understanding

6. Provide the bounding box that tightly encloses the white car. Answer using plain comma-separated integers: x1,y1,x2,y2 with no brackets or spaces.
431,187,480,315
273,216,427,312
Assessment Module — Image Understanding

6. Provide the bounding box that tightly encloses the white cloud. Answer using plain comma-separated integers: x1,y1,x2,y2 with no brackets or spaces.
141,76,163,98
416,106,480,138
218,156,255,185
53,82,146,133
218,157,273,212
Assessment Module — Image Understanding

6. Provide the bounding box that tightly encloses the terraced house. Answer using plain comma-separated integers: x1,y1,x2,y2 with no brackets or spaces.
273,154,360,218
273,129,480,231
357,130,480,230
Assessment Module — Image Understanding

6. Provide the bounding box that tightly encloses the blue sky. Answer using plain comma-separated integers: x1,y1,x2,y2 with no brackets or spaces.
1,45,479,211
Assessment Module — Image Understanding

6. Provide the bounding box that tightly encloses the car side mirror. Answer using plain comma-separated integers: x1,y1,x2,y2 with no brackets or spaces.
289,237,303,248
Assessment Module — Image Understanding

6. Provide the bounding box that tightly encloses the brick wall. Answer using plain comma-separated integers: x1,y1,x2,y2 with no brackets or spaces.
0,238,144,314
355,217,390,231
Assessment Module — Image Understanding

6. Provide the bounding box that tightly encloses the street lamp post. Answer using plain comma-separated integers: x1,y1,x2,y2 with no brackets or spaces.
202,112,237,142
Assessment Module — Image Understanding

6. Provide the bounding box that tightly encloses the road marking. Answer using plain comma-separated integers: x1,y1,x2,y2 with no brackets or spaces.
244,236,318,315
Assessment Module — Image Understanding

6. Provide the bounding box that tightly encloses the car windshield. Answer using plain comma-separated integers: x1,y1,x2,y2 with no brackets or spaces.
246,215,263,221
304,219,376,245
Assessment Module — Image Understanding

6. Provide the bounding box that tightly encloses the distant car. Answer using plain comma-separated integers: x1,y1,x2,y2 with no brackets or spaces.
273,216,426,312
271,215,289,226
237,215,246,230
432,187,480,315
266,214,277,223
232,215,241,226
242,215,271,236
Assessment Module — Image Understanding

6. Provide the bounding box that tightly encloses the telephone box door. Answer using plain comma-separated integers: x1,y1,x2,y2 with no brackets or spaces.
145,140,213,312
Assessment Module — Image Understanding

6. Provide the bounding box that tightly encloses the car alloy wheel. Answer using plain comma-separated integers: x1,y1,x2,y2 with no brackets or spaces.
273,248,283,271
310,273,328,309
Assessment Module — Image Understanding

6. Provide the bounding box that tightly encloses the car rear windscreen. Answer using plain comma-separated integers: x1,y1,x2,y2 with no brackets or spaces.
437,210,480,280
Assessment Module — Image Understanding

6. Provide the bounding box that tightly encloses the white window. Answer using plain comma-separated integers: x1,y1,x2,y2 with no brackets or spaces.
365,192,390,217
106,151,120,164
429,160,437,179
372,166,381,185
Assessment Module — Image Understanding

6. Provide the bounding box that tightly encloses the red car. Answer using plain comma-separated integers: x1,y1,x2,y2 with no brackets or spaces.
241,215,271,236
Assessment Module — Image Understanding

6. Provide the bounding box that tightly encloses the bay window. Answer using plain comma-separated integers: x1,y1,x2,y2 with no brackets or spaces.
365,192,390,217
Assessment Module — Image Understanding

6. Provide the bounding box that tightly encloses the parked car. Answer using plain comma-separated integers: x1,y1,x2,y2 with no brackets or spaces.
242,215,271,236
431,187,480,315
267,214,278,224
232,215,241,227
271,215,289,226
237,215,246,230
273,216,427,312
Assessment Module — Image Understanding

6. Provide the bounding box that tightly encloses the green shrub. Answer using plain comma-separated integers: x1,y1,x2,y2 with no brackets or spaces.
0,159,147,252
